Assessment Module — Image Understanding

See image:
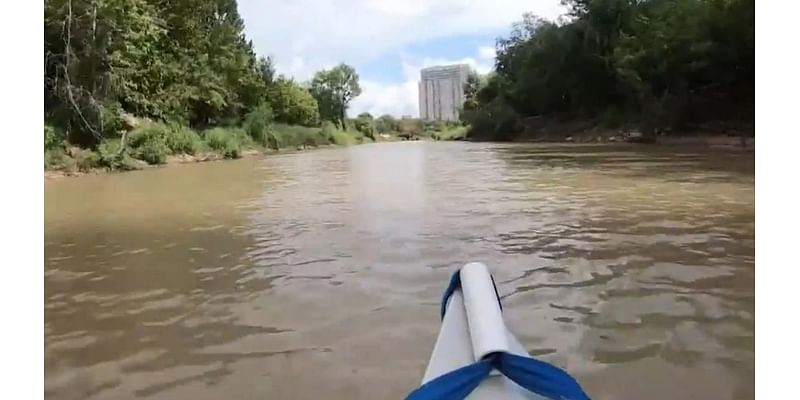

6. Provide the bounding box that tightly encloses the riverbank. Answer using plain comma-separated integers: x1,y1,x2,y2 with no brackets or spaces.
44,121,380,179
511,130,755,148
466,117,754,148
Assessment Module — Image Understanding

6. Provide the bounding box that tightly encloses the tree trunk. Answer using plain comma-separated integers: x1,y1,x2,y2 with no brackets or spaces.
339,98,346,130
63,0,101,144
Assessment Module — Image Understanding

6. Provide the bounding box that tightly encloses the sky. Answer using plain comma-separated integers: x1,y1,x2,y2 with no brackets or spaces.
238,0,568,117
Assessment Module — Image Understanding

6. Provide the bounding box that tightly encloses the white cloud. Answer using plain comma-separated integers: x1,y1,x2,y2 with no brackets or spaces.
478,46,496,61
239,0,565,80
238,0,567,117
350,79,420,118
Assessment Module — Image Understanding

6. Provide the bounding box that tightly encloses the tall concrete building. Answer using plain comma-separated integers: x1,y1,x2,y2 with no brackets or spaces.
418,64,471,121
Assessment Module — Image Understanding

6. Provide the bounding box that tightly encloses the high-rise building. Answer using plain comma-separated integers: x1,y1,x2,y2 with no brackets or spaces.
418,64,471,121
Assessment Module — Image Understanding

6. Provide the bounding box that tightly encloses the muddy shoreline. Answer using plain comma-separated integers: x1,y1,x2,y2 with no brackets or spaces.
44,145,334,180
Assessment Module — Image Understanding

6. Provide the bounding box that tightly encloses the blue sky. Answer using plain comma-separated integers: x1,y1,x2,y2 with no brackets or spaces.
358,33,501,82
238,0,567,117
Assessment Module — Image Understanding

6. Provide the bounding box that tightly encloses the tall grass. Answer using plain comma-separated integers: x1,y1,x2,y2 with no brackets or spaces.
127,123,170,164
203,127,249,159
164,125,203,155
45,117,373,173
269,123,330,149
244,103,273,146
433,126,468,141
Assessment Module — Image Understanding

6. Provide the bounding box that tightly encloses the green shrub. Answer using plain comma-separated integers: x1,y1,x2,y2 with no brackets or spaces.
267,123,330,149
204,128,229,150
164,125,202,155
45,148,72,170
330,130,358,146
204,128,242,159
232,128,255,149
127,122,173,164
133,137,169,164
244,103,274,146
320,121,338,143
436,126,468,141
100,102,126,138
353,117,375,140
44,125,64,151
71,148,101,171
128,122,170,147
97,140,141,171
267,78,321,126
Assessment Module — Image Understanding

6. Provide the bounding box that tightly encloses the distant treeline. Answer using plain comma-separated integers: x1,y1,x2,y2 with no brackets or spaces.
462,0,754,140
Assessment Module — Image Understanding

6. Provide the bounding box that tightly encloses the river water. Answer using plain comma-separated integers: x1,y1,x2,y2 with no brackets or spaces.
45,142,754,400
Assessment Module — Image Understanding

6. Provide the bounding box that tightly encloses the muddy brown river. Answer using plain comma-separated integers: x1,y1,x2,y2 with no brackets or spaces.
45,142,754,400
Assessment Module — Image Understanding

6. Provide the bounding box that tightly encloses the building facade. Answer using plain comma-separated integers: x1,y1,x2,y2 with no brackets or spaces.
418,64,471,121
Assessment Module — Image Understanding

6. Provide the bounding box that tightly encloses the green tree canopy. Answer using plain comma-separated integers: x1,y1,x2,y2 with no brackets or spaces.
45,0,272,145
353,113,375,140
463,0,753,140
309,64,362,129
267,77,320,126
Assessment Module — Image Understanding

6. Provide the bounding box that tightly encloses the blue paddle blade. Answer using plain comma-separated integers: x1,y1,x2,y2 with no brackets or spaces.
496,353,590,400
405,359,492,400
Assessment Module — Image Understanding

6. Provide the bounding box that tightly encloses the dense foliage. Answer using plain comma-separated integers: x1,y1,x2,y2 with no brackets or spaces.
310,64,362,130
45,0,271,146
44,0,367,171
266,78,320,126
462,0,753,140
353,112,376,140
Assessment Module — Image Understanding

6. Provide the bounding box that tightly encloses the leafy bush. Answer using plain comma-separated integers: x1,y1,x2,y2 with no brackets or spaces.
164,125,202,155
99,102,126,138
462,99,521,141
97,140,141,171
44,125,64,151
128,123,169,147
376,115,400,133
128,124,170,164
71,148,102,171
267,123,330,149
434,126,468,141
266,78,320,126
45,148,72,170
353,117,375,140
319,121,338,142
204,128,243,159
330,130,358,146
244,103,274,146
133,137,169,164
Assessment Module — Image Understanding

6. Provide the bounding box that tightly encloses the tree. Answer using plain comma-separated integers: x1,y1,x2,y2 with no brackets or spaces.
45,0,270,143
375,114,400,133
309,64,362,129
353,112,375,140
267,77,320,126
463,70,482,102
258,56,276,85
465,0,754,140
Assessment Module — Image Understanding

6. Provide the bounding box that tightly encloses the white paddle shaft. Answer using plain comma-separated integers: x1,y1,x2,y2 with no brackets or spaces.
460,262,509,361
